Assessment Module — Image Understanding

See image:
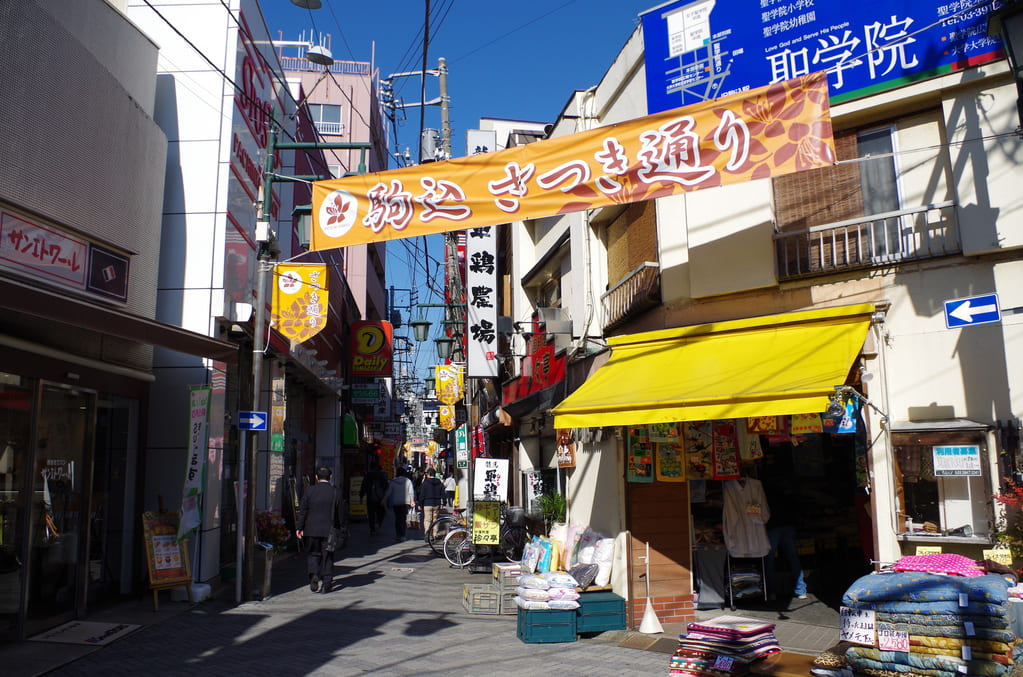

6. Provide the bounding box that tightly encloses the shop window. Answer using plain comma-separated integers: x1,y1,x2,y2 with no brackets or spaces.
893,428,992,539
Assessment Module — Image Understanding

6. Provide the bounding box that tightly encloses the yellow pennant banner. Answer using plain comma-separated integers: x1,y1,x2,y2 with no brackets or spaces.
270,263,328,344
439,405,456,431
312,72,834,249
435,364,464,405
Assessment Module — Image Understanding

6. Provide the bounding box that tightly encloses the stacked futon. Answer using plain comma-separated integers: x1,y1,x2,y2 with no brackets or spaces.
669,615,781,676
841,554,1018,677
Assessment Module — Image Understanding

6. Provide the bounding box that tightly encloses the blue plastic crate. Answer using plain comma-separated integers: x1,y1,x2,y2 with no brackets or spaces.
576,591,626,633
516,608,577,643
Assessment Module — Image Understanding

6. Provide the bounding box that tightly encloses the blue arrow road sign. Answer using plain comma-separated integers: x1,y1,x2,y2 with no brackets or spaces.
238,410,267,431
944,293,1000,329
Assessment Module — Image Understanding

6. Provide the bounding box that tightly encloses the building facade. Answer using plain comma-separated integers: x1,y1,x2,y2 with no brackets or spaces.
0,0,239,639
505,1,1023,627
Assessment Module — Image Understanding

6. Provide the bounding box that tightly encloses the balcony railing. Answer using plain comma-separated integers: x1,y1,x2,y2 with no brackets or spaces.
601,262,660,332
314,121,345,136
278,56,371,75
774,201,959,281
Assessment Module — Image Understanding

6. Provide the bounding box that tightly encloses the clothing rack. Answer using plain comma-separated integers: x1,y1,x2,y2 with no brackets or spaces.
726,554,767,610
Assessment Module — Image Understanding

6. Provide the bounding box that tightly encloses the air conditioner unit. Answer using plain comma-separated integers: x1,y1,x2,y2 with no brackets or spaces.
537,307,573,351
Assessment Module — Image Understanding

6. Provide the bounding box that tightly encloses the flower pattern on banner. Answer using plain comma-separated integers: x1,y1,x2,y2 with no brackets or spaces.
270,263,328,344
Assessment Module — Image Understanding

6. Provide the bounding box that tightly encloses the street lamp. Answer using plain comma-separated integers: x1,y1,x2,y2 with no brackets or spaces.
410,314,432,342
989,0,1023,131
434,335,455,360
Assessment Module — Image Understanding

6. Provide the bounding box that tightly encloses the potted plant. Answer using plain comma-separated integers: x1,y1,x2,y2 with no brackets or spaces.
256,510,290,554
535,492,567,535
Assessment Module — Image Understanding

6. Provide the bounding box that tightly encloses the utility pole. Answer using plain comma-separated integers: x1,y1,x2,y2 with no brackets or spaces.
419,0,430,163
240,119,372,602
382,56,450,163
439,57,451,160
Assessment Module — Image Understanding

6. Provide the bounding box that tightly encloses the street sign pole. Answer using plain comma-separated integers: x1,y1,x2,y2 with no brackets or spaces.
235,430,246,605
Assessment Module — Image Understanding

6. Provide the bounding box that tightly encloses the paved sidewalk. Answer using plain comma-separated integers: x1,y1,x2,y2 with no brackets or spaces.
2,522,669,676
1,519,842,676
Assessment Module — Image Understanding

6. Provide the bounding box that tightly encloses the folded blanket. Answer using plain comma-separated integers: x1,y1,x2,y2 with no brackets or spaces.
908,643,1011,664
909,634,1012,655
875,611,1011,631
847,646,1010,677
892,553,984,577
858,670,925,677
848,598,1008,617
843,572,1010,605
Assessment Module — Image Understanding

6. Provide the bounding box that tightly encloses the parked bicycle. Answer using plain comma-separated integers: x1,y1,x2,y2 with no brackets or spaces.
441,503,529,567
424,506,466,556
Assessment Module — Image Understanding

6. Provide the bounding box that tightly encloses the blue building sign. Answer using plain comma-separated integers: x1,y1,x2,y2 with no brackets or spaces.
641,0,1005,114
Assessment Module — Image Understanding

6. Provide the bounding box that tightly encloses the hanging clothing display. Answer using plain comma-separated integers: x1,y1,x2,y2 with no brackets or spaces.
722,478,771,558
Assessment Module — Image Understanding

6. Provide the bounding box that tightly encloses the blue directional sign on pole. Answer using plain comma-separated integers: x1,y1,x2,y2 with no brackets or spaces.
943,293,1000,329
238,410,267,431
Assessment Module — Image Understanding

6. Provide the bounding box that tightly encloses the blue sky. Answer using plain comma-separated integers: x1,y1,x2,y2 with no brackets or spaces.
258,0,659,160
257,0,660,381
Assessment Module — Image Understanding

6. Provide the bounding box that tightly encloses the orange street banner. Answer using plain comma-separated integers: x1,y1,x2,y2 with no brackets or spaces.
312,72,834,249
270,263,327,343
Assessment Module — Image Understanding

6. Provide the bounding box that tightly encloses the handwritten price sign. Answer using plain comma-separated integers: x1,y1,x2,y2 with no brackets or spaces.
840,606,876,646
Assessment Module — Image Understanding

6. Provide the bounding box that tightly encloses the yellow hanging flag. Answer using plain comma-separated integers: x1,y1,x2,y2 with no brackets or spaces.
436,364,464,405
270,263,328,344
439,405,456,431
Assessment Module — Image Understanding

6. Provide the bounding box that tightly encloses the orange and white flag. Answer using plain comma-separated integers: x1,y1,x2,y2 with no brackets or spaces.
270,263,328,344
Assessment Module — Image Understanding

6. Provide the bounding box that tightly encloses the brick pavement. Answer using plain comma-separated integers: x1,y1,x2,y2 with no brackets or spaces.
6,520,672,677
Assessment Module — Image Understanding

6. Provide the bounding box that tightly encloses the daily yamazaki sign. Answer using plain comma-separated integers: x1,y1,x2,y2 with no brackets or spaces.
311,72,835,249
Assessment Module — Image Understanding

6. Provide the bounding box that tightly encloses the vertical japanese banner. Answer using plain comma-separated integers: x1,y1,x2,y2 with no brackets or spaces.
439,405,456,431
179,385,211,541
270,263,328,344
472,500,501,545
466,226,498,377
436,364,464,405
473,457,509,502
455,426,469,469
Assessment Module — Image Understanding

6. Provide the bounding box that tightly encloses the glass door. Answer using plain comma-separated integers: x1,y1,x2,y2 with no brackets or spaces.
90,396,138,601
25,383,95,633
0,374,32,638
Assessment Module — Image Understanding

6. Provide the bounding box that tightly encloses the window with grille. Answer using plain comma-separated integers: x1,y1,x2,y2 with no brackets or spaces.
307,104,343,135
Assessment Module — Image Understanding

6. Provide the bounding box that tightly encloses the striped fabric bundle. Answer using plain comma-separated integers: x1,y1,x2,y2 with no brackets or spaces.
669,616,780,676
840,569,1018,677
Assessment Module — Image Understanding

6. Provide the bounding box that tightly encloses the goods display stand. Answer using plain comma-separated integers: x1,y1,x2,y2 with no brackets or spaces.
726,555,766,610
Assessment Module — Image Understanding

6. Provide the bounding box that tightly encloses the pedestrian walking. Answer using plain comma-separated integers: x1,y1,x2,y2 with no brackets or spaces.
359,460,389,535
295,467,346,593
443,472,456,507
382,467,415,541
418,468,446,541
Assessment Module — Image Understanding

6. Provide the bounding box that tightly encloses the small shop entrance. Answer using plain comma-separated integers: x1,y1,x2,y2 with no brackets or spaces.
691,429,872,611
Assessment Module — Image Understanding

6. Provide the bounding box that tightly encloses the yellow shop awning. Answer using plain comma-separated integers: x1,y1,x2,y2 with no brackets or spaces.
552,304,875,429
